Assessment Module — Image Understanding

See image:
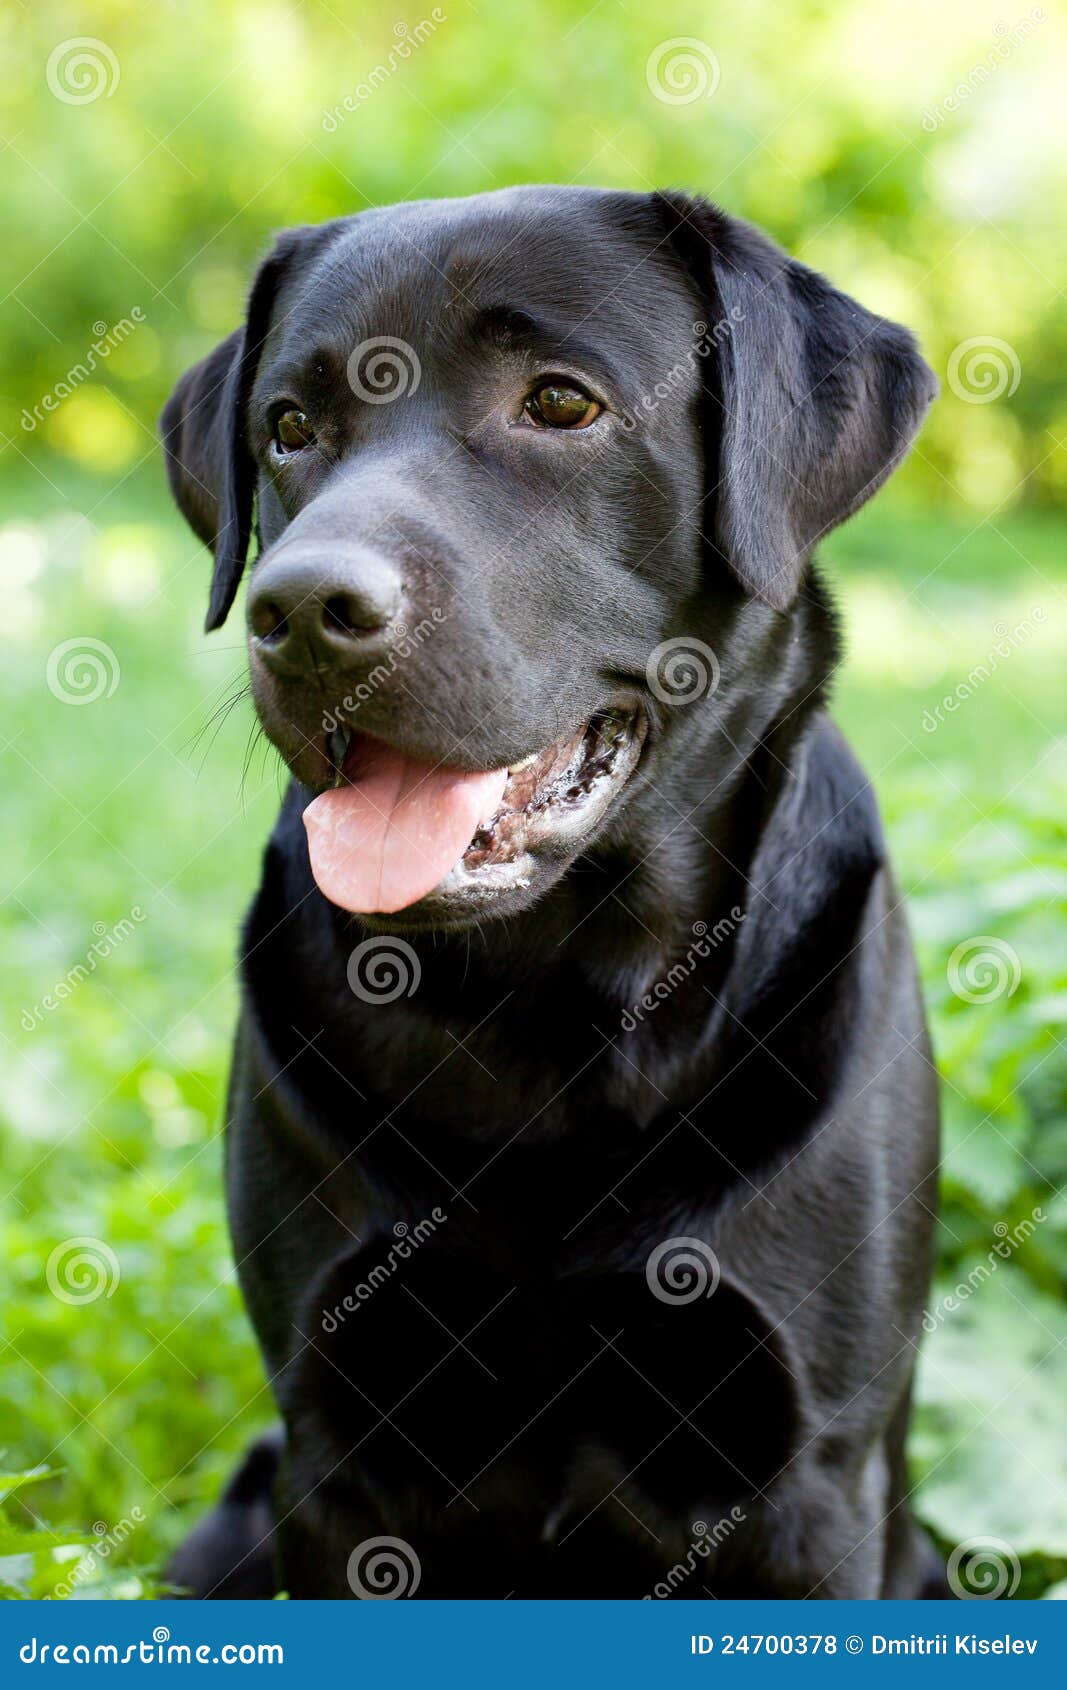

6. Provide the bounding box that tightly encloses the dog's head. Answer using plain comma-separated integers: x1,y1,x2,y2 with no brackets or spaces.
161,187,935,929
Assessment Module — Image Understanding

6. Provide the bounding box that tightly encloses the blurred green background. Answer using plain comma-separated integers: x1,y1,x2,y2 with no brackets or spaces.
1,0,1065,1599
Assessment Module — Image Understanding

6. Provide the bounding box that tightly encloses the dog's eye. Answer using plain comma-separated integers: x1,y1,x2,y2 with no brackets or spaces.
524,382,600,430
273,409,316,454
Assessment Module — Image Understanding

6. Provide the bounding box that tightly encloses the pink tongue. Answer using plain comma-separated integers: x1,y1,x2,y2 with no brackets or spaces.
303,742,508,914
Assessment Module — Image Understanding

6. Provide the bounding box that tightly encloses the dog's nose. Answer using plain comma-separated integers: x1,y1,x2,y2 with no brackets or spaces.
248,545,402,675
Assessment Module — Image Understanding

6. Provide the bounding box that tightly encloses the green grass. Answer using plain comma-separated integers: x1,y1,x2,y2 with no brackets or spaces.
1,466,1065,1597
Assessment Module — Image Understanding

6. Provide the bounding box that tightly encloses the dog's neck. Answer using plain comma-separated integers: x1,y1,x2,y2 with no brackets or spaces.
244,571,856,1148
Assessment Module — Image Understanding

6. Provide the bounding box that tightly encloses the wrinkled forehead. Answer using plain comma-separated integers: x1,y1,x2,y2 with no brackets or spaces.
266,190,699,378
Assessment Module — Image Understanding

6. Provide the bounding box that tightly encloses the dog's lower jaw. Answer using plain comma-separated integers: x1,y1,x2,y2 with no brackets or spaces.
424,706,647,915
317,704,649,931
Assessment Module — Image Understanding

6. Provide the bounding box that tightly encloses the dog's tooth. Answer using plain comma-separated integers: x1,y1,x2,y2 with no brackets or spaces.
327,725,351,778
507,752,539,774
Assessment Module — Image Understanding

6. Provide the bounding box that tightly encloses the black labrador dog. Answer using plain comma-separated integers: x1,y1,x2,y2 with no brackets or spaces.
160,186,940,1599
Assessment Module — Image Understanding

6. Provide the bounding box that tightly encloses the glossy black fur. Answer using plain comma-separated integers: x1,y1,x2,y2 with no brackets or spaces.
161,187,941,1598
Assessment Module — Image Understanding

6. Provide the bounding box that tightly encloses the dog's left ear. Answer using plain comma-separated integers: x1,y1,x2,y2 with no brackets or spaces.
658,195,937,609
160,225,332,631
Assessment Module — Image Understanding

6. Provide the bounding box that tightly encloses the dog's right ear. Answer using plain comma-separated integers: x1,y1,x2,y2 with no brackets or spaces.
160,225,331,632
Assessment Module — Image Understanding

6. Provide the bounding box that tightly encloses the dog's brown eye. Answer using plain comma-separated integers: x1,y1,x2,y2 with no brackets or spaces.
525,383,600,430
274,409,315,454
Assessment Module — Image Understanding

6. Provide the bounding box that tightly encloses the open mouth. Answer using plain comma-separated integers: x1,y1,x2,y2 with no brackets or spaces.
302,706,646,918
